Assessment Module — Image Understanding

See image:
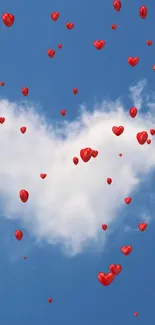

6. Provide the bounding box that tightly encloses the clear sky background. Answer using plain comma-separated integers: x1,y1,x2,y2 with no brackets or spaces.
0,0,155,324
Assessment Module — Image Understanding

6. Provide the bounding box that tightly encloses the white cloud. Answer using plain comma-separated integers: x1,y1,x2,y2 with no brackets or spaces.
129,79,147,110
0,80,155,256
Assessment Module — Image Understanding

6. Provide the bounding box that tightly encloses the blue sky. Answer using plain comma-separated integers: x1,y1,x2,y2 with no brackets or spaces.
0,0,155,324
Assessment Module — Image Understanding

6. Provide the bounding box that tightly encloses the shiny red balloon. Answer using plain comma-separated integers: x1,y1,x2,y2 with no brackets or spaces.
73,157,79,165
73,88,78,95
22,87,28,96
19,190,29,203
129,107,137,118
15,230,23,241
2,13,14,27
102,224,107,231
48,49,55,58
113,0,121,12
51,12,59,21
61,109,66,116
139,5,147,19
48,297,52,303
20,126,27,134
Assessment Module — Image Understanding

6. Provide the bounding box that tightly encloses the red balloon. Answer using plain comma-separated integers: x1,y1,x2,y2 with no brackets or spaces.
150,129,155,136
0,82,5,86
102,224,107,231
0,117,5,124
20,126,27,134
136,131,148,145
24,256,27,259
73,157,79,165
91,150,98,158
50,12,59,21
138,222,147,232
98,272,115,286
134,312,138,317
19,190,29,203
73,88,78,95
15,230,23,241
111,24,117,30
2,13,14,27
94,40,105,50
113,0,121,12
129,107,137,118
66,22,74,30
109,264,122,275
40,173,47,179
48,297,52,303
80,148,92,162
139,5,147,19
61,109,66,116
58,44,62,49
22,87,28,96
107,178,112,185
48,49,55,58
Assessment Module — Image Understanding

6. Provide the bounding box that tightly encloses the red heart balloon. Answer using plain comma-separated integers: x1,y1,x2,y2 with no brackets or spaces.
2,13,14,27
20,126,27,134
19,189,29,203
91,150,98,158
22,87,29,96
136,131,148,145
138,222,147,232
129,107,137,118
80,148,92,162
107,178,112,185
150,129,155,136
98,272,115,286
40,173,47,179
121,245,132,255
73,157,79,165
66,22,74,30
51,12,59,21
111,24,117,30
139,5,147,19
109,264,122,275
0,117,5,124
48,49,55,58
102,224,107,231
124,197,132,204
128,57,139,66
113,0,121,12
146,40,152,46
93,40,105,50
112,126,124,136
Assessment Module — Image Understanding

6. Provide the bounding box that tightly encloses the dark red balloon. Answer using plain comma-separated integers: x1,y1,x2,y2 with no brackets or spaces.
19,190,29,203
15,230,23,241
113,0,121,12
139,5,147,19
2,13,14,27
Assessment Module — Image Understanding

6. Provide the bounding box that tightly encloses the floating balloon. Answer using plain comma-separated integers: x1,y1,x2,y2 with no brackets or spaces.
2,13,14,27
15,230,23,241
113,0,121,12
51,12,59,21
19,189,29,203
48,49,55,58
22,87,29,96
61,109,66,116
139,5,147,19
20,126,27,134
73,157,79,165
